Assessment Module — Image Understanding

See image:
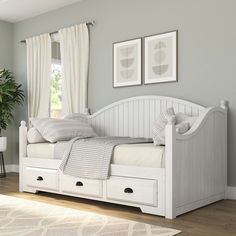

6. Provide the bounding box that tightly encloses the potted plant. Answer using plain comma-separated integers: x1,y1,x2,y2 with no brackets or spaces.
0,69,24,152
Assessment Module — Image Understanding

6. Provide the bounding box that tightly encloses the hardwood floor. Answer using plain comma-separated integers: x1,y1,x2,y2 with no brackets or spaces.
0,173,235,236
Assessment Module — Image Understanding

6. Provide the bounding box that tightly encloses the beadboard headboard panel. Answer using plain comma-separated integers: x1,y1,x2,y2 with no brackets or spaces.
88,96,205,138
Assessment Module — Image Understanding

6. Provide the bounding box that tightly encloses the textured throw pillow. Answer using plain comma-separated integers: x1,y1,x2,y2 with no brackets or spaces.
30,118,97,143
152,108,176,146
175,122,190,134
63,113,88,123
27,127,46,143
175,113,197,127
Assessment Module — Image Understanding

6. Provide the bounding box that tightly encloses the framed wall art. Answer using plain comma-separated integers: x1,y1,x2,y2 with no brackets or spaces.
144,31,177,84
113,38,141,88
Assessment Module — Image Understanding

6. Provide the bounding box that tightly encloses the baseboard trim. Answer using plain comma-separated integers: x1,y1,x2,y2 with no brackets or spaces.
226,186,236,200
5,164,19,173
4,164,236,200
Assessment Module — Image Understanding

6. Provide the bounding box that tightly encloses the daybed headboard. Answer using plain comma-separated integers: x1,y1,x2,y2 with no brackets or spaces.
88,96,205,138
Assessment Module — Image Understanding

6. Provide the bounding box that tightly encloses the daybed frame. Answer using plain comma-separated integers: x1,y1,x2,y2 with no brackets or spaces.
19,96,228,219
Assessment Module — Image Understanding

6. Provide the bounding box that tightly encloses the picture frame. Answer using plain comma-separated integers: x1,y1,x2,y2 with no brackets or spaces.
144,31,177,84
113,38,142,88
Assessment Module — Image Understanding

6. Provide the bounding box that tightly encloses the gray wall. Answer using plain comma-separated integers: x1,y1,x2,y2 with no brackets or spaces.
0,20,13,69
0,20,14,165
12,0,236,186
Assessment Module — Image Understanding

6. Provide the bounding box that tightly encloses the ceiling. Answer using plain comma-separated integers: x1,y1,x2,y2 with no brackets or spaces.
0,0,82,23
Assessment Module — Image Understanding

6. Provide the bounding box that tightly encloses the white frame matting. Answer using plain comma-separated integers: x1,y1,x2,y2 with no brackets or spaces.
113,38,142,88
144,31,177,84
19,96,228,219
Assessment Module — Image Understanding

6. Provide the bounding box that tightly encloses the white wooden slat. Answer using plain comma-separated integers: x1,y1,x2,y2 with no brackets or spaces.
155,99,161,121
123,102,129,137
173,103,179,114
118,104,124,136
161,100,167,112
167,100,173,109
185,106,192,116
144,99,150,138
114,105,119,136
178,104,185,113
93,117,99,135
149,99,156,137
192,107,199,116
109,109,114,136
138,100,144,137
128,101,134,137
98,116,102,135
99,112,105,136
104,110,110,136
133,100,139,137
92,117,97,134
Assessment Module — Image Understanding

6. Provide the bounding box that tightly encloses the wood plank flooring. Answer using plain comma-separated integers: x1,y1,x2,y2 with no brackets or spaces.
0,173,235,236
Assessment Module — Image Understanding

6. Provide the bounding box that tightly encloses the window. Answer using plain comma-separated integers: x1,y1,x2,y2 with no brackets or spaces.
50,41,62,118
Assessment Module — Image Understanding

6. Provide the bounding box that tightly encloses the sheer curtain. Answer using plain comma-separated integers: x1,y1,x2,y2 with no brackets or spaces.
26,34,51,118
59,23,89,115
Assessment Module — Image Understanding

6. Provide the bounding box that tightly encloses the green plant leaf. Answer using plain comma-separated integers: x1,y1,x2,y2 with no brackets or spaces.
0,69,25,131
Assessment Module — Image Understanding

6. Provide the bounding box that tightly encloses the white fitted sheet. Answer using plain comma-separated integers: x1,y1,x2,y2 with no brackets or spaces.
27,143,165,168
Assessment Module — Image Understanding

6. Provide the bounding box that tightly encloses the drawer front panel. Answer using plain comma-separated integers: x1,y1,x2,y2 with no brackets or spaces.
106,177,157,206
25,167,59,191
61,175,103,198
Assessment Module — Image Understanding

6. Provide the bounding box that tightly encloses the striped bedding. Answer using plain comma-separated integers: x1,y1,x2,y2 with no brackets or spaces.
59,137,152,180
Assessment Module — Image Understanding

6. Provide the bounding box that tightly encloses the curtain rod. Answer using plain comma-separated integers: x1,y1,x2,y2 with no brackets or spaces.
20,21,95,43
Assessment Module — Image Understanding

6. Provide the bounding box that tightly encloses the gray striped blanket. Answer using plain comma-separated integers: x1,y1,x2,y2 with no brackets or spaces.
59,137,152,179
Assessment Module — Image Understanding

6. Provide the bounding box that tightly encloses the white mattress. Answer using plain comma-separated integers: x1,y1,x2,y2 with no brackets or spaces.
27,143,165,168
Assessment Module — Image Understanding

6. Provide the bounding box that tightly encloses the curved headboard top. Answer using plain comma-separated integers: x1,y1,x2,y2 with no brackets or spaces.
88,96,206,138
90,96,205,118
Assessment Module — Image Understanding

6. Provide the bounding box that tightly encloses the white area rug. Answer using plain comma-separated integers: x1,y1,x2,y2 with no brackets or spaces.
0,194,181,236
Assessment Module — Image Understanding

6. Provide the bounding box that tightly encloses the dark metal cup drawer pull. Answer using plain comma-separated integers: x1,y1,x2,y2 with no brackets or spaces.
37,176,43,181
76,181,83,187
124,187,133,193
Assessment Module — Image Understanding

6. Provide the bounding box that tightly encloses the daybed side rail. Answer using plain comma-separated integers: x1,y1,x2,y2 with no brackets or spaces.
165,101,228,219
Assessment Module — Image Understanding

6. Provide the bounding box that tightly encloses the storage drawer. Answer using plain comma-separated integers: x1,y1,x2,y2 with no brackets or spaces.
61,175,103,198
106,177,157,206
25,167,59,191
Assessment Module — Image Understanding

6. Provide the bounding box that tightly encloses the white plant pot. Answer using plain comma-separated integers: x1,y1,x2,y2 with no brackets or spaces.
0,137,7,152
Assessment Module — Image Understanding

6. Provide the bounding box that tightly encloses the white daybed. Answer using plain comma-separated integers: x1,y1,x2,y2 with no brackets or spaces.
19,96,228,219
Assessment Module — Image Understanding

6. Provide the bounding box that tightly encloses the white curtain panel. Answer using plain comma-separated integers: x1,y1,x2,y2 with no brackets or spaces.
59,24,89,115
26,34,51,118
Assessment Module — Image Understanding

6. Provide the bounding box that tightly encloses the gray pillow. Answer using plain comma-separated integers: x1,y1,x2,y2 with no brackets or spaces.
175,113,197,127
63,113,88,123
27,127,46,143
30,118,97,143
175,122,190,134
152,108,176,146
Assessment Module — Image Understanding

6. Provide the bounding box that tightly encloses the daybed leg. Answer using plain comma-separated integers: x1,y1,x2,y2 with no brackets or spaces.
165,210,176,219
20,186,38,194
140,206,164,217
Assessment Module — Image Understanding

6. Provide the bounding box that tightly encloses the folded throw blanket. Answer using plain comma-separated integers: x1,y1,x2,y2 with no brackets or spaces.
59,137,152,179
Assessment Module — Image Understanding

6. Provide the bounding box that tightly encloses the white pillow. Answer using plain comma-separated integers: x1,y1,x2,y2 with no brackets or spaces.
152,108,176,146
63,113,88,123
175,113,197,127
27,127,46,143
175,122,190,134
30,118,97,143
